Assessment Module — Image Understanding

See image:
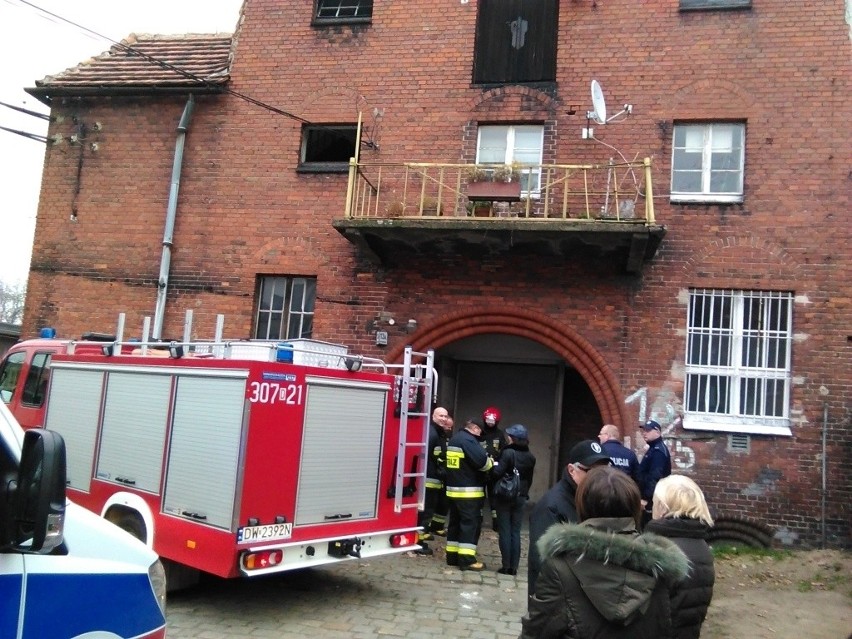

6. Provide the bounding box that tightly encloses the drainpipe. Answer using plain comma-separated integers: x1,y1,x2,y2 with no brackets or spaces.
821,403,828,549
152,95,195,340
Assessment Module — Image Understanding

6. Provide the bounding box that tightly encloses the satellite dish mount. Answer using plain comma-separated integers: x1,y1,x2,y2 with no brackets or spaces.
585,79,633,137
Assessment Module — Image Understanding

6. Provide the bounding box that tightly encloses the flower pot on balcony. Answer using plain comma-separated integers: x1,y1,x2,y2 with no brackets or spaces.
467,180,522,202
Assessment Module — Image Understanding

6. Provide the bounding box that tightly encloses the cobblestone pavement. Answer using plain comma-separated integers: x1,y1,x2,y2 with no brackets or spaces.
166,528,526,638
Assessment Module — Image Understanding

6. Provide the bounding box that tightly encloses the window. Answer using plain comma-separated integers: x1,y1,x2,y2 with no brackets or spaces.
299,124,357,173
254,277,317,340
476,125,543,194
20,353,51,407
684,289,793,436
473,0,558,85
671,123,744,203
0,351,24,403
680,0,751,10
314,0,373,23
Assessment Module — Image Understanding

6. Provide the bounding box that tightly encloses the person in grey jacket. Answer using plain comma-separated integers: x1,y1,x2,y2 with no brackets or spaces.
520,466,690,639
645,475,715,639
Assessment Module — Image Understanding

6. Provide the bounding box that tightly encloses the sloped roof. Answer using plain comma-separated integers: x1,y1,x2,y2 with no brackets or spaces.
27,33,233,102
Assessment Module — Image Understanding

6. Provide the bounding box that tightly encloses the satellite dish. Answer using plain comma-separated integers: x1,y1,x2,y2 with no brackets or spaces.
590,80,607,125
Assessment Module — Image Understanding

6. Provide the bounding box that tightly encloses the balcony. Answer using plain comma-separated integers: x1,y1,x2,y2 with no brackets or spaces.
333,159,666,273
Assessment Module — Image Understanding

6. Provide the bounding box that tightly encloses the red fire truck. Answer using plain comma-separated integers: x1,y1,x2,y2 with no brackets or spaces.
0,313,433,586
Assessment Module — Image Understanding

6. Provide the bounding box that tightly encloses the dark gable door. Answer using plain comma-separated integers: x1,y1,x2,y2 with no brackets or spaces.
473,0,558,85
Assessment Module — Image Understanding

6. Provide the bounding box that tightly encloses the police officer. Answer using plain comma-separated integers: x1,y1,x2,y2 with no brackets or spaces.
638,419,672,526
598,423,639,482
445,417,493,571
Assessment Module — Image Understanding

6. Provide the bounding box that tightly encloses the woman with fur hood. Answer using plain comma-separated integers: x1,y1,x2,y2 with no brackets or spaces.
519,466,690,639
644,474,715,639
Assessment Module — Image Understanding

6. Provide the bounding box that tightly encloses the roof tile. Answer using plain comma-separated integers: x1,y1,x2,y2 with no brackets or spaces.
36,33,233,89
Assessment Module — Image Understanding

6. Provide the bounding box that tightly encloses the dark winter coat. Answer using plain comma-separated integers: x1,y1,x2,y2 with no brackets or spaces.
520,517,690,639
644,517,715,639
425,420,449,490
491,443,536,502
527,469,580,596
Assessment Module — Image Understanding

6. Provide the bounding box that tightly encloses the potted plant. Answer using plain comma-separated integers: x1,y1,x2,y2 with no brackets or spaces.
466,163,522,202
385,200,406,217
466,200,492,217
421,196,442,216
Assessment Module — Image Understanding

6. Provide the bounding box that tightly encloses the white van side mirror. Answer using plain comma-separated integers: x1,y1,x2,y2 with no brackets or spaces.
8,429,66,553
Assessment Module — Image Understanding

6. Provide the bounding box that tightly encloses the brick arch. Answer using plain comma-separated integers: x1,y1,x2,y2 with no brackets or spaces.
470,85,558,114
389,307,629,429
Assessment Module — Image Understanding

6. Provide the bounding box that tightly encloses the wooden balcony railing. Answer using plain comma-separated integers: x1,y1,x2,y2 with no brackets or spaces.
344,158,656,224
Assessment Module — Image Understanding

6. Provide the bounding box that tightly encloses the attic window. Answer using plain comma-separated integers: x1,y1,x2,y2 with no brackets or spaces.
315,0,373,23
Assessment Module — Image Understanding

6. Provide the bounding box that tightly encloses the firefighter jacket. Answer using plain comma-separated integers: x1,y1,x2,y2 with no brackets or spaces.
445,428,493,499
425,420,449,490
480,425,505,459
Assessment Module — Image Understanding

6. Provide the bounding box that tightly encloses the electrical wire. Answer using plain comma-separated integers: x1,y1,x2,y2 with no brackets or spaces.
16,0,313,125
0,99,51,120
0,125,48,142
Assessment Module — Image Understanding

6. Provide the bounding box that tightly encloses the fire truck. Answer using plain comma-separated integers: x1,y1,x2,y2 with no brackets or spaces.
0,313,433,586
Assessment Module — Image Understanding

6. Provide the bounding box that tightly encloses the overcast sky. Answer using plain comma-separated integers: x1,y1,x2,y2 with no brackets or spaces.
0,0,244,287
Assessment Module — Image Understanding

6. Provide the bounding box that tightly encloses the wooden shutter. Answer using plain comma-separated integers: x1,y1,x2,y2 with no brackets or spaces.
473,0,558,84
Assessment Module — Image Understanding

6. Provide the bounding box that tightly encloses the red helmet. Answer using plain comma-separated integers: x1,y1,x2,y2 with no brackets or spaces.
482,406,501,427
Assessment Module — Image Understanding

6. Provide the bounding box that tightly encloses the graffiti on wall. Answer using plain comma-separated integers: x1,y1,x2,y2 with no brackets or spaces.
625,387,696,470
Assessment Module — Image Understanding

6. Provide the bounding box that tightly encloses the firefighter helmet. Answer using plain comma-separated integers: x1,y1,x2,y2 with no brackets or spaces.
482,406,501,428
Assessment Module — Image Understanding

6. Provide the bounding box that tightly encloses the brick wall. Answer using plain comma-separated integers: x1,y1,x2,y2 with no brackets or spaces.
22,0,850,546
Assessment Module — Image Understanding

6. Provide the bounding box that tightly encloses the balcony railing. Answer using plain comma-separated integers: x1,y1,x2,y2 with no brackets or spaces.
344,158,656,224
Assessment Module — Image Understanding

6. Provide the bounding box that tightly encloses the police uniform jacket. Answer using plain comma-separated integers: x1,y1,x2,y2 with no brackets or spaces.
602,439,639,482
638,437,672,503
445,428,493,499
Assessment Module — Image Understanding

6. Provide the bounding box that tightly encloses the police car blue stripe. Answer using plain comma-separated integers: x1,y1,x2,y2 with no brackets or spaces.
0,572,23,639
22,572,165,639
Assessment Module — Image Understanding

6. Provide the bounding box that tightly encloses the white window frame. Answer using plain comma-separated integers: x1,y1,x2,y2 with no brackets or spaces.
254,276,316,340
476,125,543,195
671,123,745,203
683,289,793,436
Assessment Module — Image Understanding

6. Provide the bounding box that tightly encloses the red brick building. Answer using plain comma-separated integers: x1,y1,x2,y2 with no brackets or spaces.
22,0,850,547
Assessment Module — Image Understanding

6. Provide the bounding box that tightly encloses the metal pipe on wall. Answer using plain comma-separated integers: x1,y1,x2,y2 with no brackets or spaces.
153,95,195,340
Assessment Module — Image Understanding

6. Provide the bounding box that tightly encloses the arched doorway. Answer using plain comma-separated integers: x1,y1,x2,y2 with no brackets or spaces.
391,308,628,501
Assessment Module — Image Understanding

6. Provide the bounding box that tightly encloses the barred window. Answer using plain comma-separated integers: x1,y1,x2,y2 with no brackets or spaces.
683,289,793,436
254,277,316,340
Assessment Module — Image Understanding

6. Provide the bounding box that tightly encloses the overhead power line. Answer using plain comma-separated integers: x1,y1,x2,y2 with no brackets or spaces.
17,0,313,125
0,124,48,143
0,99,52,120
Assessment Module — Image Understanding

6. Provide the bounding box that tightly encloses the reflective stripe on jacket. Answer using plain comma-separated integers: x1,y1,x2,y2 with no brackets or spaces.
445,428,492,498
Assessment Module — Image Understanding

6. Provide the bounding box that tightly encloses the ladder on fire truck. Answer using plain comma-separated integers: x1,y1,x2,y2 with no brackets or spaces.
60,311,436,516
391,346,435,515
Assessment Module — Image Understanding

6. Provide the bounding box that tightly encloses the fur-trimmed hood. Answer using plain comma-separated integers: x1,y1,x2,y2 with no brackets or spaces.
537,517,691,625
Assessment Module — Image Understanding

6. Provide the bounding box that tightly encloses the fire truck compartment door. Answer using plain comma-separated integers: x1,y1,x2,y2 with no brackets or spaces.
163,374,248,530
44,366,105,492
96,371,171,493
295,380,388,526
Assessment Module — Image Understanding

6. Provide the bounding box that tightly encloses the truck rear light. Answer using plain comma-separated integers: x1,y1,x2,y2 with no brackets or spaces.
390,532,418,548
243,549,283,570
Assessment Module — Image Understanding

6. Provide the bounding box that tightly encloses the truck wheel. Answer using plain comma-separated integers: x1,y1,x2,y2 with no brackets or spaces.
113,512,146,543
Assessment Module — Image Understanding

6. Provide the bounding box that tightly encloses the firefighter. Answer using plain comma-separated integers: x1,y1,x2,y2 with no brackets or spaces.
415,406,452,555
480,406,505,531
445,417,493,571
